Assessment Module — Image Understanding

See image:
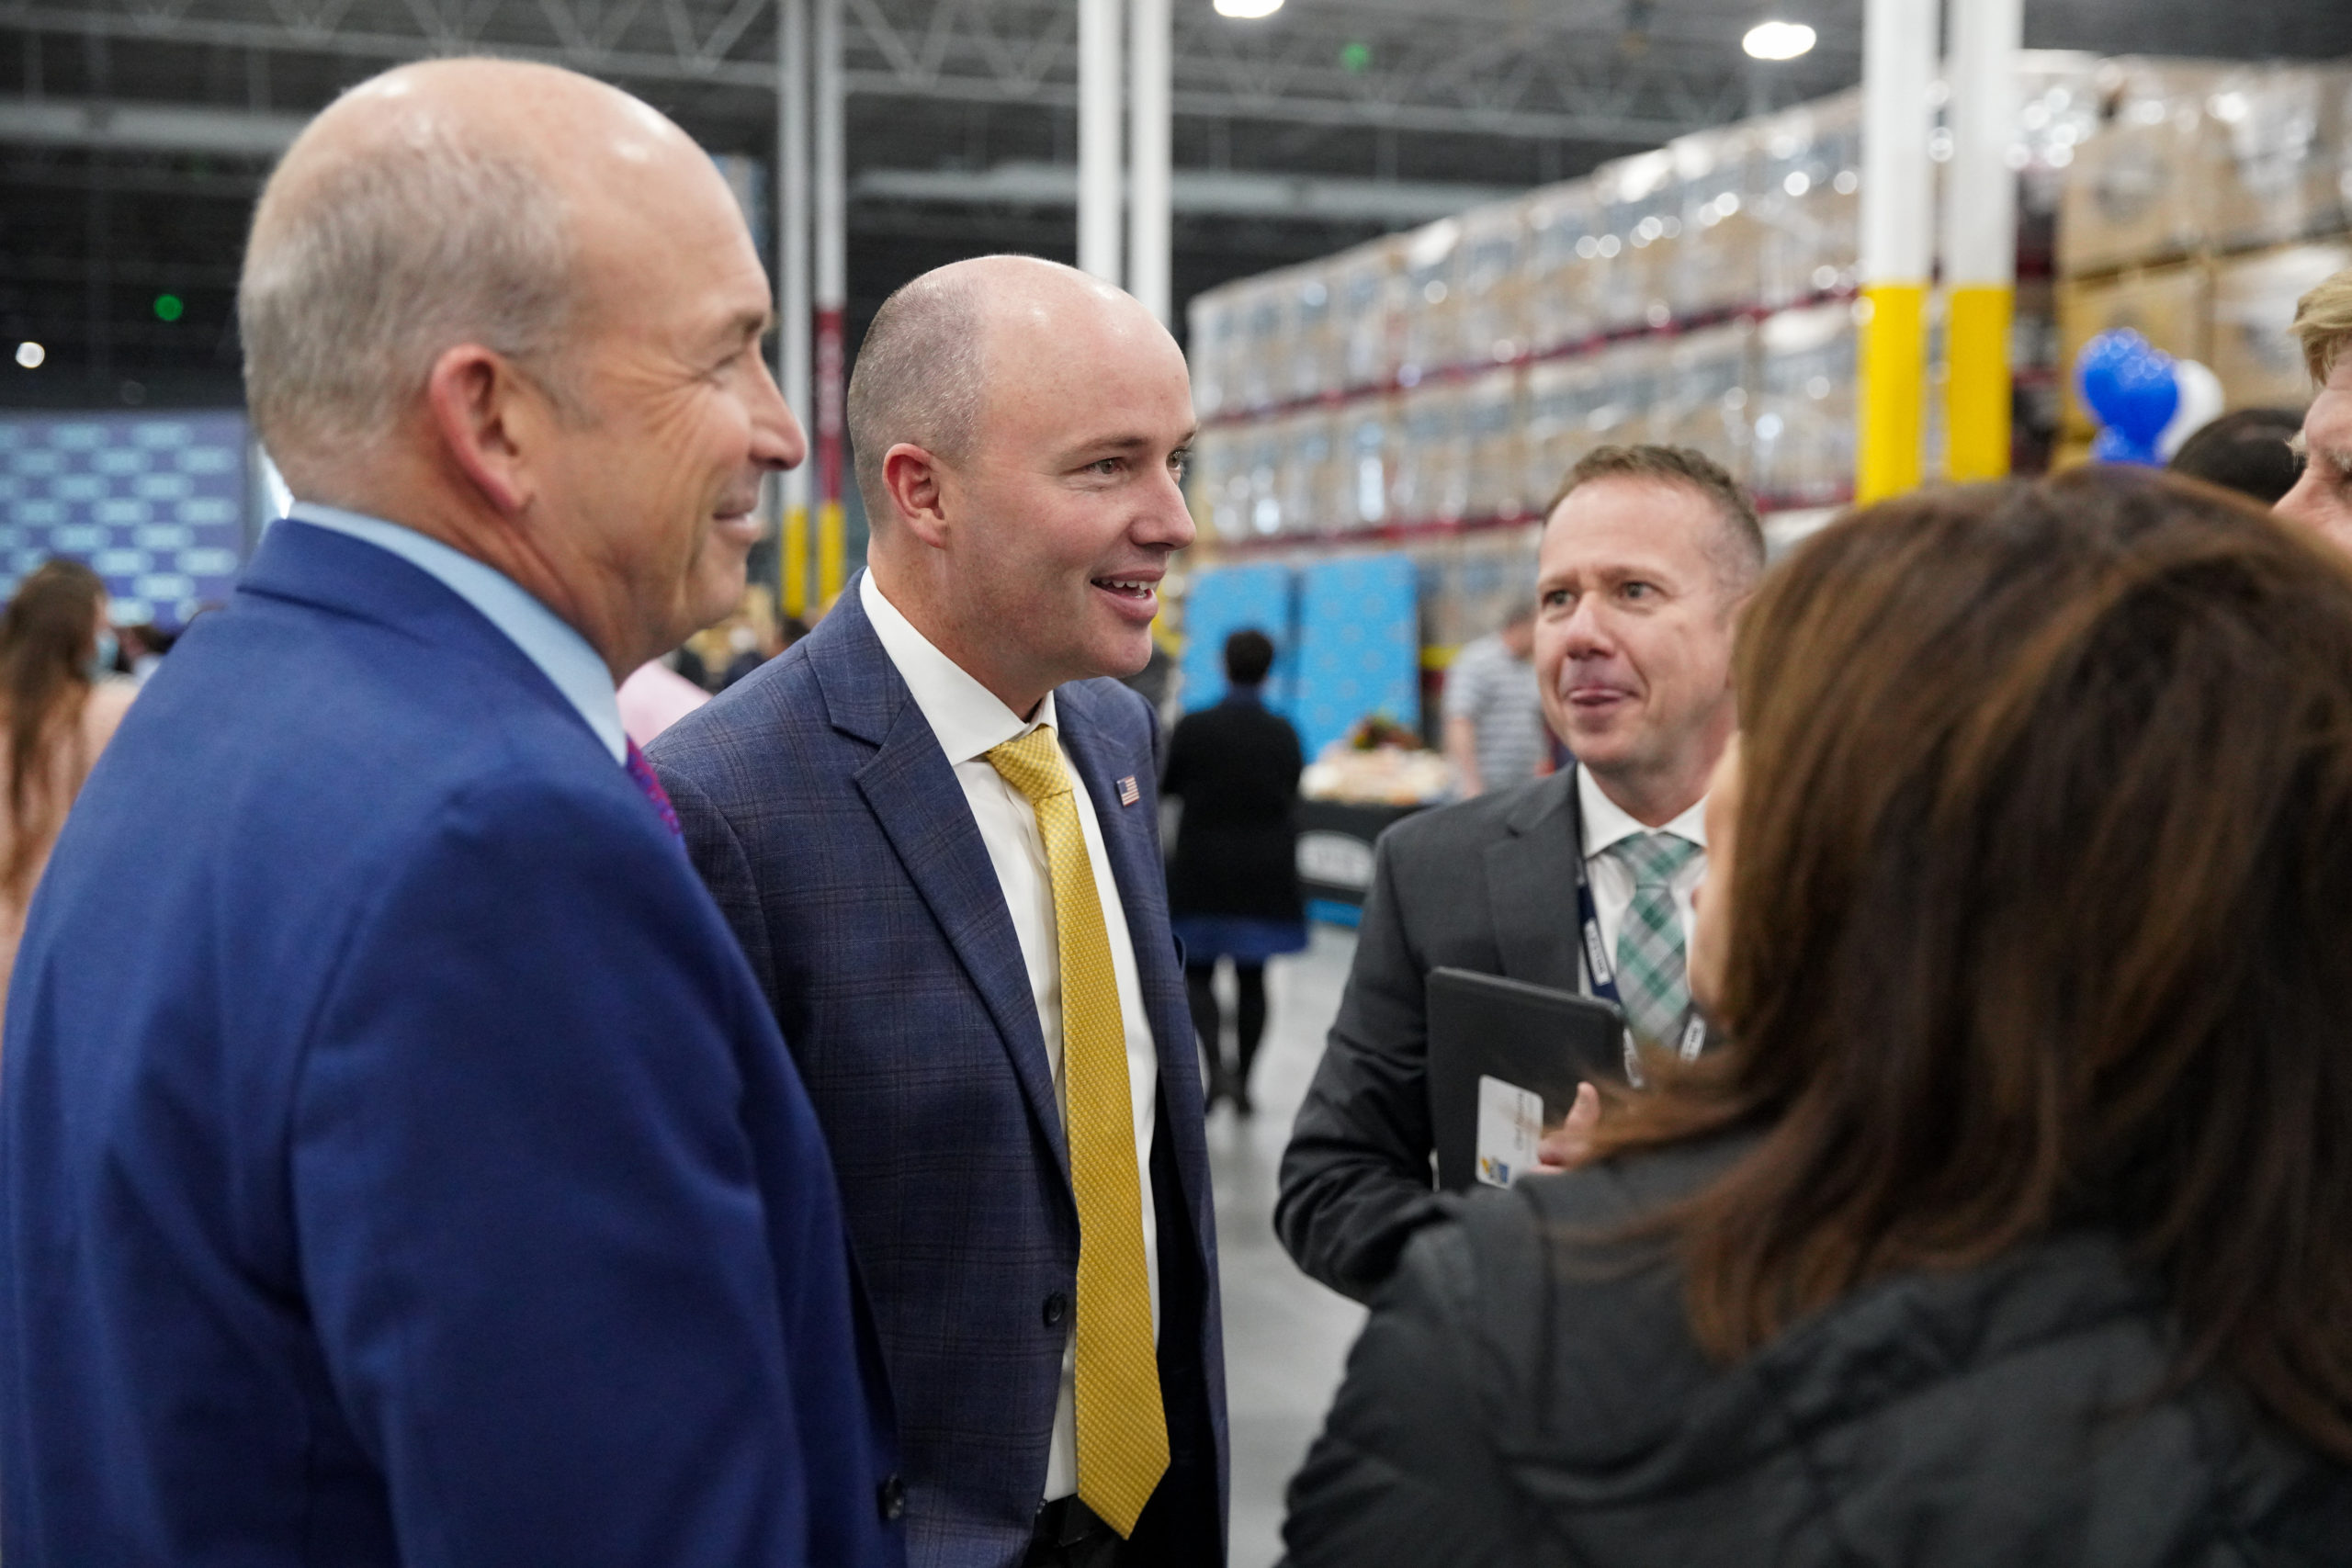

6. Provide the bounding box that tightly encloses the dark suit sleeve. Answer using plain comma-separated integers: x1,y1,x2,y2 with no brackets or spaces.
1280,1219,1531,1568
659,761,781,1010
289,777,837,1567
1275,829,1447,1303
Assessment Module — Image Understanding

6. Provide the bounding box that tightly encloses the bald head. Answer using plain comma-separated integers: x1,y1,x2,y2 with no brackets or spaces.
848,255,1172,525
240,59,718,494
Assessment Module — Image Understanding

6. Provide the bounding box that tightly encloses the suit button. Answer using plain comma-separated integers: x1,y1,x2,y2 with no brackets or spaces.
1043,1291,1069,1328
876,1472,906,1522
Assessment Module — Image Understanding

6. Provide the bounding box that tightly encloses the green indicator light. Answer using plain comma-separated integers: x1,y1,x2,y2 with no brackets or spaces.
1340,40,1372,73
153,294,184,322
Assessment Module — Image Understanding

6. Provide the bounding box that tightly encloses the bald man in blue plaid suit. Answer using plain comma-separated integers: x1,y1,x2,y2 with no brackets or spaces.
650,257,1226,1568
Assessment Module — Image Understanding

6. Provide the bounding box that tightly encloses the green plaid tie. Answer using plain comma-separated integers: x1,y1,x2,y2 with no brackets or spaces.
1609,831,1701,1051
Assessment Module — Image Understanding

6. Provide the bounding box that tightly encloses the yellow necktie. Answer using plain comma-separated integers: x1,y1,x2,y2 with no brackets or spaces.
985,725,1168,1538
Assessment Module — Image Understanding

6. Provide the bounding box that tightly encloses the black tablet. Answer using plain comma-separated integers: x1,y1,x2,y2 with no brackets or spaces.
1426,966,1627,1191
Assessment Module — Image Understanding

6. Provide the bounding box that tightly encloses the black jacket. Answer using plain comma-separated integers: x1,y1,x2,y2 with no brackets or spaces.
1161,694,1304,924
1277,772,1588,1301
1283,1138,2352,1568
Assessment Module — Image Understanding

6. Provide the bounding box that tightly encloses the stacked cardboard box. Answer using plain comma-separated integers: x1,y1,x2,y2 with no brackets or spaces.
2057,59,2351,429
1184,52,2352,658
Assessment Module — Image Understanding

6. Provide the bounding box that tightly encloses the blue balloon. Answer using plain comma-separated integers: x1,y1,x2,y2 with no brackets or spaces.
2077,329,2179,446
2091,425,2162,468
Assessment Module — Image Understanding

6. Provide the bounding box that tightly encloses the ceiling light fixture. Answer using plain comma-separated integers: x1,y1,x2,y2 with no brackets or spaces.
1214,0,1283,17
1742,19,1816,60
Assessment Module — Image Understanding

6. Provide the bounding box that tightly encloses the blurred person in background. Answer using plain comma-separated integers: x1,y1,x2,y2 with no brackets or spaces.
616,655,711,749
0,559,134,1019
2166,407,2304,504
0,58,899,1568
2279,264,2352,549
109,622,177,683
1283,469,2352,1567
681,583,787,692
1277,445,1758,1303
1161,628,1306,1117
1441,603,1544,798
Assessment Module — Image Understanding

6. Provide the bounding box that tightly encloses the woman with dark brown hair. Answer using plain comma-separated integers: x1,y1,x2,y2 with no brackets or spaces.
0,560,134,1016
1282,468,2352,1566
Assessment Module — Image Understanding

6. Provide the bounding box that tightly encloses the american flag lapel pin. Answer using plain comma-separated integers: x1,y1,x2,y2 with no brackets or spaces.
1118,774,1141,807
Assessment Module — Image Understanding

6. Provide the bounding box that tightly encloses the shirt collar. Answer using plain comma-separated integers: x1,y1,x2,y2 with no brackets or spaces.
859,569,1057,765
1577,763,1707,860
287,502,628,763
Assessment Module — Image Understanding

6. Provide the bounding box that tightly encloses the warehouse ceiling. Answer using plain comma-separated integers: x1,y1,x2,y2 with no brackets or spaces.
4,0,2350,407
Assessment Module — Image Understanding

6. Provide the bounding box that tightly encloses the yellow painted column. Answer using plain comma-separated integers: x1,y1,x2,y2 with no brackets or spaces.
782,501,810,618
818,498,846,605
1859,283,1929,502
1938,0,2021,484
1944,284,2014,482
1854,0,1939,504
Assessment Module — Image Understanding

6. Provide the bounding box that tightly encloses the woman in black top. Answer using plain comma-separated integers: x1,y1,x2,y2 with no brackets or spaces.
1162,628,1306,1115
1283,469,2352,1565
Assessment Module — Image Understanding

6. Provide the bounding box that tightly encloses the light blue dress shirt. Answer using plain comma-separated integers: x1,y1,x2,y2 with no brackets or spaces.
286,502,628,763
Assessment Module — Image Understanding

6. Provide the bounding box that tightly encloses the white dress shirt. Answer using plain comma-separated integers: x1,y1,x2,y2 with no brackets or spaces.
288,502,627,763
860,570,1161,1505
1577,765,1708,986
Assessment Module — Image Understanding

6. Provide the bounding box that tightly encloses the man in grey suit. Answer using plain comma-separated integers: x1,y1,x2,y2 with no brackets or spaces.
650,256,1225,1568
1276,444,1761,1303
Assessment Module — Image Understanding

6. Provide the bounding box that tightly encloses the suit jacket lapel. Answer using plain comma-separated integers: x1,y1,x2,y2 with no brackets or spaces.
819,583,1072,1177
1485,768,1588,993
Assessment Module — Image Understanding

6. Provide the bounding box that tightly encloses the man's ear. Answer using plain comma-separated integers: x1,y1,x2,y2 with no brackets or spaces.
424,344,548,517
882,443,953,549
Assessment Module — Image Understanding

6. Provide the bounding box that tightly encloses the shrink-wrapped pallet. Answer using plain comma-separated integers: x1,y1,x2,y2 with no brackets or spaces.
1426,528,1544,652
1233,276,1291,415
1282,265,1340,405
1653,321,1758,483
1457,201,1532,369
2059,103,2223,276
1667,125,1765,321
1526,181,1603,354
1334,399,1401,530
2055,59,2235,276
1392,382,1471,526
1398,219,1465,380
1752,302,1858,510
1590,150,1680,334
1275,409,1343,536
2210,243,2352,410
1522,355,1611,513
1463,366,1530,522
1334,238,1406,392
1186,289,1238,423
1757,91,1862,310
1589,336,1671,449
2205,66,2352,254
1187,426,1240,541
1235,421,1288,537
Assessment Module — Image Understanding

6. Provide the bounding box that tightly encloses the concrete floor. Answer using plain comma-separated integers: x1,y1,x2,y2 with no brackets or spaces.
1201,925,1369,1568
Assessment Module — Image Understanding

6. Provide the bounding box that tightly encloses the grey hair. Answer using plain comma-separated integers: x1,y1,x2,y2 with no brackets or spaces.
239,113,578,476
846,265,991,523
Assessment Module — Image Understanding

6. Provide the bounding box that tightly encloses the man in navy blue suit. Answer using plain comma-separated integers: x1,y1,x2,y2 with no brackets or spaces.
650,257,1225,1568
0,58,900,1568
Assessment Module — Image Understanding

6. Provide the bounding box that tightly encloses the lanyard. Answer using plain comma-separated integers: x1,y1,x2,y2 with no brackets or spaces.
1570,771,1709,1064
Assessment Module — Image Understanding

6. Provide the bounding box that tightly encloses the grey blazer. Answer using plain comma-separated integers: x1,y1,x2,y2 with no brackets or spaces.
1274,770,1595,1303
